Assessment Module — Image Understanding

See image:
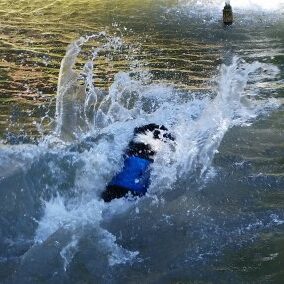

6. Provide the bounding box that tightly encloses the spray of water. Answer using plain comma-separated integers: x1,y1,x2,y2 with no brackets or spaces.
29,34,280,269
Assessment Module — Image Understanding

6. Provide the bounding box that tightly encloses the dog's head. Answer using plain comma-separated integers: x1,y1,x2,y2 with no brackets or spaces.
127,124,175,161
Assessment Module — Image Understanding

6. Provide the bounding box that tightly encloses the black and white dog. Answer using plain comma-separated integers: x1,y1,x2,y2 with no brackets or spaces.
101,124,174,202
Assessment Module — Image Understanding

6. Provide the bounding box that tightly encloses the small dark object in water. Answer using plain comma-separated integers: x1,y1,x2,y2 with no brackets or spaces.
223,2,233,25
101,123,174,202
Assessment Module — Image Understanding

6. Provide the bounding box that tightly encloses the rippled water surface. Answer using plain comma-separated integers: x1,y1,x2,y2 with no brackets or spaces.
0,0,284,283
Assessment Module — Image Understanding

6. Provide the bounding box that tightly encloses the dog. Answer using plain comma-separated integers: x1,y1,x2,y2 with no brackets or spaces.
101,123,174,202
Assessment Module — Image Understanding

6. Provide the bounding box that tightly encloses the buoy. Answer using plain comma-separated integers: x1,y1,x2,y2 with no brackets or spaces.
223,2,233,25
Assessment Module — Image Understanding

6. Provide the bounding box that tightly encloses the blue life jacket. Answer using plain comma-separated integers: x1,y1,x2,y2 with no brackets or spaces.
102,123,174,202
108,156,152,195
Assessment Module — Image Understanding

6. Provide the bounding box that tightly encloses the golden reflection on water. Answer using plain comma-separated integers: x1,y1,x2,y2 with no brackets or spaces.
0,0,216,90
0,0,283,136
0,0,222,136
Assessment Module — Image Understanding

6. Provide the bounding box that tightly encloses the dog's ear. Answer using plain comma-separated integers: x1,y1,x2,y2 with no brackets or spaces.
159,125,168,131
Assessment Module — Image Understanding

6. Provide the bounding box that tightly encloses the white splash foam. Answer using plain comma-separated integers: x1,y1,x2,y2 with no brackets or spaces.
60,236,79,271
99,230,140,266
35,194,140,267
34,195,105,243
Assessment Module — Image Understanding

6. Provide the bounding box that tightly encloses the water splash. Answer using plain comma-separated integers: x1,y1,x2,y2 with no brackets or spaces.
150,57,279,192
2,34,281,274
55,33,124,141
53,34,280,192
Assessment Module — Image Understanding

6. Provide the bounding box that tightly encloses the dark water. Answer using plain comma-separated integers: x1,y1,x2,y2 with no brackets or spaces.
0,0,284,283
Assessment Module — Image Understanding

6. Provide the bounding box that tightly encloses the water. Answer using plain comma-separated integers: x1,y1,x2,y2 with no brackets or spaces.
0,0,284,283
